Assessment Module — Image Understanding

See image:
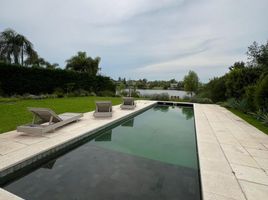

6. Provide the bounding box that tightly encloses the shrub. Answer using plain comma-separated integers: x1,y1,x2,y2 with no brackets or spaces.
250,110,268,126
190,97,213,104
225,98,238,109
250,110,265,120
244,85,257,111
66,89,90,97
208,76,227,102
255,74,268,112
97,90,115,97
89,92,96,96
53,87,64,98
182,96,191,101
224,98,250,113
0,82,3,96
197,77,226,103
225,66,262,99
260,113,268,125
235,98,249,113
147,93,169,101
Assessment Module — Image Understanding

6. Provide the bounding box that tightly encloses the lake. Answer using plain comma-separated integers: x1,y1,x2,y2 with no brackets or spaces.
134,89,189,97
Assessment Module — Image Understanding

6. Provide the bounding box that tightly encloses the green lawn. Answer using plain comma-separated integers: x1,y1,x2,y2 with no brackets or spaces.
228,108,268,135
0,97,122,134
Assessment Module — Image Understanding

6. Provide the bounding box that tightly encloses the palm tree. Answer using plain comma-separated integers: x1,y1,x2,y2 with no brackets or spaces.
0,28,35,65
65,51,101,76
0,29,16,63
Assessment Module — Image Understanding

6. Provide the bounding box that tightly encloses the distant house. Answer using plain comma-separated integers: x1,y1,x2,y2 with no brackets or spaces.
169,83,178,90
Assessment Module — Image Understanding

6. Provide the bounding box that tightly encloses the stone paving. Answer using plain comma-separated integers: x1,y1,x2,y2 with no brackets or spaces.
0,102,268,199
195,104,268,200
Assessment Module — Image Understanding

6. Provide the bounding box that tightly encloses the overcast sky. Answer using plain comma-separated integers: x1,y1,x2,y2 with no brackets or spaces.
1,0,268,82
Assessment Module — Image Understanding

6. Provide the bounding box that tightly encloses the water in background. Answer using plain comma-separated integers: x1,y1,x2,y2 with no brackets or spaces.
128,89,189,98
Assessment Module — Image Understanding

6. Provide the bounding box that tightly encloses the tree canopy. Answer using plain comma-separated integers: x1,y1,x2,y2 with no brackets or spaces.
65,51,100,76
183,70,199,97
247,41,268,68
0,28,35,65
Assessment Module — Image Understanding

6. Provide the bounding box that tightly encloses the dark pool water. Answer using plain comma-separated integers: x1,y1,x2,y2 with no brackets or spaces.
3,105,201,200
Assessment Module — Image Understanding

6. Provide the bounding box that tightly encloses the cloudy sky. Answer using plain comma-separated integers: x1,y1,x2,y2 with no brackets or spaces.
1,0,267,82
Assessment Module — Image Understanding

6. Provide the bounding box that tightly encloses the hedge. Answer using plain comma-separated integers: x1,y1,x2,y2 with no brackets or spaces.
0,62,116,96
255,74,268,112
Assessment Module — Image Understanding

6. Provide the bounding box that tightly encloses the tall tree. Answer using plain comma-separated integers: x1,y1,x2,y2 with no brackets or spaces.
183,70,199,97
65,51,100,76
247,41,268,68
0,28,35,65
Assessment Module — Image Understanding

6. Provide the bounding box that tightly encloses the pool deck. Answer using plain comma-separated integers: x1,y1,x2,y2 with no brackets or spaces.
0,101,268,199
195,104,268,200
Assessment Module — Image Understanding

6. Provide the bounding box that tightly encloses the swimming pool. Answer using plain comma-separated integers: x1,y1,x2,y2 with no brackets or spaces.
2,104,201,200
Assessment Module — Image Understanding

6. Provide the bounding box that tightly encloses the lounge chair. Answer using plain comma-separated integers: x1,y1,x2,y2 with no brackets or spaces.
120,97,136,110
93,101,113,118
17,107,83,134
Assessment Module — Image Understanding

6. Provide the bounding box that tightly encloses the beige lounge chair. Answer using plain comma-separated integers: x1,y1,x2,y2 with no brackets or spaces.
17,107,83,134
120,97,136,110
93,101,113,117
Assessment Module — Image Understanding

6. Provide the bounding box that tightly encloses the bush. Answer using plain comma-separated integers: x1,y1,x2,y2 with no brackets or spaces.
0,62,116,96
66,89,90,97
244,85,256,111
190,97,213,104
250,110,265,120
53,88,64,98
207,76,227,102
224,98,249,113
196,76,226,103
260,113,268,125
225,98,238,109
97,90,115,97
89,92,96,96
250,110,268,126
235,98,249,113
255,74,268,112
225,66,262,99
145,93,169,101
0,82,3,96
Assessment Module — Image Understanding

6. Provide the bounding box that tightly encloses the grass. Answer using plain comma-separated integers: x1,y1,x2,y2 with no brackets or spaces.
0,96,122,134
228,108,268,135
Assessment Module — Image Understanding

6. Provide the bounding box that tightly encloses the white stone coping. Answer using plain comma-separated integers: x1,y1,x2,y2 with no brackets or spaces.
0,188,23,200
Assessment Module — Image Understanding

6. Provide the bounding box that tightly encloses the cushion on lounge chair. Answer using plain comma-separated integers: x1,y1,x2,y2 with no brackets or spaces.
17,108,83,134
123,97,135,105
28,107,62,123
94,101,113,118
120,97,136,110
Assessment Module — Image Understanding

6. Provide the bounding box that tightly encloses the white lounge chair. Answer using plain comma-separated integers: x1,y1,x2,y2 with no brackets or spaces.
17,107,83,134
93,101,113,118
120,97,136,110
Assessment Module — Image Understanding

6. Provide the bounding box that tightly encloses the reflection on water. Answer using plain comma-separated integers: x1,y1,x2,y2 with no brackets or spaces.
153,105,169,112
182,107,194,120
95,130,112,141
41,159,57,170
121,118,134,127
